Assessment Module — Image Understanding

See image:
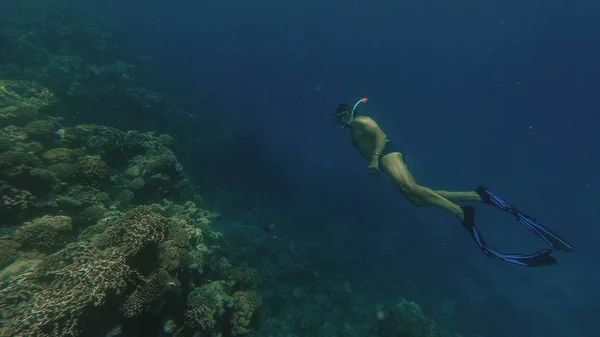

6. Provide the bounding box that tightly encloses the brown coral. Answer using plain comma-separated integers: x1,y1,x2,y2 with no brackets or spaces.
120,268,180,318
14,215,73,252
0,150,39,178
0,242,136,337
184,281,231,332
78,155,109,181
24,119,58,139
230,267,260,291
46,162,77,180
42,147,75,163
93,206,169,257
158,221,191,272
0,131,11,151
0,80,56,127
230,290,262,336
376,299,461,337
0,239,21,268
76,204,108,226
0,181,38,225
0,206,171,337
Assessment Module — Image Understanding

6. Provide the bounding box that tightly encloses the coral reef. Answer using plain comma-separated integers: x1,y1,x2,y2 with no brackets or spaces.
375,299,462,337
0,4,467,337
0,81,192,228
0,82,258,337
0,2,205,136
0,199,237,337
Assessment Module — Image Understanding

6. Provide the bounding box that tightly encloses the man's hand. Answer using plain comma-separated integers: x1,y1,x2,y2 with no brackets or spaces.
368,158,381,180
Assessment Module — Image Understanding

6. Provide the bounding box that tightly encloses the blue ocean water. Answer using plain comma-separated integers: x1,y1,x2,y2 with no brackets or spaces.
1,0,599,336
101,0,600,336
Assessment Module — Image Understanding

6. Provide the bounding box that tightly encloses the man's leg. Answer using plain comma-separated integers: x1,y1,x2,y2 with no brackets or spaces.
435,190,482,203
379,153,570,266
379,153,466,221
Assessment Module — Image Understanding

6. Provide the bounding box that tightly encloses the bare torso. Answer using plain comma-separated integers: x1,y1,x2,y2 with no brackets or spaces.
350,116,388,161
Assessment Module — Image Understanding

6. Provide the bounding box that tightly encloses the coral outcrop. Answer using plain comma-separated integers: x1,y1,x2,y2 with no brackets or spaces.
230,290,262,336
375,299,462,337
0,82,260,337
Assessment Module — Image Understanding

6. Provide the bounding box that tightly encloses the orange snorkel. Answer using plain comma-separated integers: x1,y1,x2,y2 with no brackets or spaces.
351,97,368,119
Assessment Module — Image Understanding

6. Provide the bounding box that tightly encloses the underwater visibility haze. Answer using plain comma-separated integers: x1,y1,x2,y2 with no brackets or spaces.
1,0,599,336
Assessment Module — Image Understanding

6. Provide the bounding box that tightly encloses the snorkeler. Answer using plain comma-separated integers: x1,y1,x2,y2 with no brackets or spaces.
334,98,574,267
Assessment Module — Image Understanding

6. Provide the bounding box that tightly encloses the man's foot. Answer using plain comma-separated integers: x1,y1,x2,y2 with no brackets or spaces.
461,205,476,230
474,185,574,252
460,205,489,255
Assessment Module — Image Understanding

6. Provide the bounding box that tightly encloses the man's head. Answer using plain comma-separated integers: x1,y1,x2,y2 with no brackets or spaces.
334,103,355,129
334,98,368,130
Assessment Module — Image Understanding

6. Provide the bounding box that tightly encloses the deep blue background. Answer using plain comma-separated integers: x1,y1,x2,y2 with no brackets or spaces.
94,1,600,336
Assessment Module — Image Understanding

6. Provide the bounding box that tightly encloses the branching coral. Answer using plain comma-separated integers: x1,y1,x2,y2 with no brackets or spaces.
0,242,136,337
0,206,171,337
120,268,180,318
185,281,232,332
93,205,168,256
158,220,192,272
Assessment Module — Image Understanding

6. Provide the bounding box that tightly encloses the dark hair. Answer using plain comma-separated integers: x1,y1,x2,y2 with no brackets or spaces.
335,103,353,115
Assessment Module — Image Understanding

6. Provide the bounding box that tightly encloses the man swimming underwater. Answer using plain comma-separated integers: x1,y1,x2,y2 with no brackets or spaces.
334,98,574,267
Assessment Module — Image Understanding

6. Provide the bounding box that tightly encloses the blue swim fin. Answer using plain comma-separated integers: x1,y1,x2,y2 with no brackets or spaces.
475,186,574,252
461,206,558,267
